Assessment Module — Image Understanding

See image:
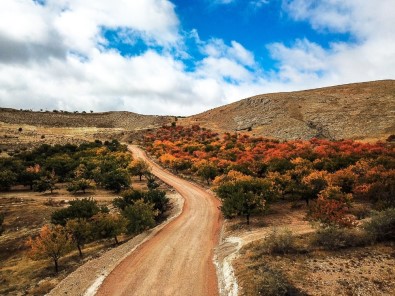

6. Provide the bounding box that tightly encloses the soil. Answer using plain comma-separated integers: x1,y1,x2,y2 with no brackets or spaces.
219,202,395,296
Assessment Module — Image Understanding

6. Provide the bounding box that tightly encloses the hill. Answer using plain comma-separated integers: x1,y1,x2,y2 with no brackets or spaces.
180,80,395,140
0,109,173,130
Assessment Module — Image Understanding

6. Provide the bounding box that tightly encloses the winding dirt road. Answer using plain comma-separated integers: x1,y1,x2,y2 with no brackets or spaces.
96,145,222,296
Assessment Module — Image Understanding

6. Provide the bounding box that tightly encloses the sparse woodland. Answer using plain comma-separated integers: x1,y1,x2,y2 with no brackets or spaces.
0,140,169,294
142,125,395,295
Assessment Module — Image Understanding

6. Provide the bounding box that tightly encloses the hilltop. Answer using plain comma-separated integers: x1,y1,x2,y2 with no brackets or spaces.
0,109,173,130
181,80,395,140
1,80,394,141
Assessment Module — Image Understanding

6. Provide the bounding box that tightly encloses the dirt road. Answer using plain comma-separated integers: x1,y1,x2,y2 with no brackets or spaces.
96,145,222,296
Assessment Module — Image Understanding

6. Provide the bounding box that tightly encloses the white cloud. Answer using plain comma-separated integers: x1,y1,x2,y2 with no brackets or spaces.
270,0,395,87
0,0,394,117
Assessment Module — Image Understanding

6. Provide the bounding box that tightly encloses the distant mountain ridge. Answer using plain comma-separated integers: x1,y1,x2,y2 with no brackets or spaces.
181,80,395,140
1,80,394,140
0,108,173,130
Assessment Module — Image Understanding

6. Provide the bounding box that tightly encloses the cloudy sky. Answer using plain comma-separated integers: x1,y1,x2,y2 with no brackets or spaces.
0,0,394,115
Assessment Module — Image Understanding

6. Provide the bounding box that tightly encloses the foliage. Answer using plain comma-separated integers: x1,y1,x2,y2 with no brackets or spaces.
364,208,395,241
128,159,150,181
51,198,101,226
0,170,17,191
215,173,276,224
261,228,296,254
309,186,357,228
33,171,58,193
122,200,158,235
313,226,368,250
256,266,305,296
66,219,92,257
113,189,169,220
100,169,130,193
67,178,95,194
142,125,395,211
27,225,72,272
91,212,127,244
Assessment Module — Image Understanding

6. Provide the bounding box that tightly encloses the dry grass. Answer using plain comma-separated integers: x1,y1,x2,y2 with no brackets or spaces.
0,175,169,295
230,202,395,296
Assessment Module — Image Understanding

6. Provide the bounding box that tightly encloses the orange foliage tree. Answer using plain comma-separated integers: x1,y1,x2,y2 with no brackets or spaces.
27,225,72,272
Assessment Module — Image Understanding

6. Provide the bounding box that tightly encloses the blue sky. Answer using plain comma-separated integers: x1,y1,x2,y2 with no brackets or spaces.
0,0,394,115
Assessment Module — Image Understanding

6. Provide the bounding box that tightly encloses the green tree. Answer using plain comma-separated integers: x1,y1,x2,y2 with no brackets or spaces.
101,169,130,193
51,198,101,226
196,162,218,185
33,171,58,193
122,200,158,235
92,213,127,244
145,172,159,190
27,225,72,273
66,219,92,257
129,159,150,181
67,178,95,194
216,178,276,225
0,170,17,191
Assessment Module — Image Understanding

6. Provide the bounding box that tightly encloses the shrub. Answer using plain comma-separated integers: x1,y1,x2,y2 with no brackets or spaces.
364,208,395,242
256,267,305,296
313,226,368,250
261,228,296,254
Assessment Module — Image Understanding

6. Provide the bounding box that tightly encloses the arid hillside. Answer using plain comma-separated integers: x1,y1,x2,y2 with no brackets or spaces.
1,80,394,141
180,80,395,140
0,109,173,130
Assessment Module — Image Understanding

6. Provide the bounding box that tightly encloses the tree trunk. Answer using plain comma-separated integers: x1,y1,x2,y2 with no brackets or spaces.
114,236,119,245
246,213,250,225
54,258,59,273
77,244,83,258
139,174,142,181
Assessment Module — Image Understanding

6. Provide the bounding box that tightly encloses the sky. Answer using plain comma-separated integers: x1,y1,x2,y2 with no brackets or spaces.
0,0,394,116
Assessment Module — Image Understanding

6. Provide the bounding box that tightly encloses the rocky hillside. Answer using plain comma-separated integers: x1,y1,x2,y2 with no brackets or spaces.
181,80,395,140
1,80,394,140
0,109,173,130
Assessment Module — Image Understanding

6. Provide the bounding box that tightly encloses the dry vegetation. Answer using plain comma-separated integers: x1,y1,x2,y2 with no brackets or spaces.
0,177,172,295
180,80,395,140
224,202,395,296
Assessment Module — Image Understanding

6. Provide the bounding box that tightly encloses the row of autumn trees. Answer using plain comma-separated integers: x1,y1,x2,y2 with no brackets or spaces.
28,184,169,272
0,141,169,272
0,140,151,194
143,125,395,226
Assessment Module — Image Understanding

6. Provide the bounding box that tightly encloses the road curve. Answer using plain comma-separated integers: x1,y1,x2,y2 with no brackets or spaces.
96,145,222,296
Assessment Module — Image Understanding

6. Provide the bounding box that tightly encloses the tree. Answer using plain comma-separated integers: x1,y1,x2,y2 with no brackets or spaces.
122,200,158,235
129,159,150,181
27,225,72,273
215,177,276,225
196,161,218,185
19,164,41,190
51,198,101,226
67,178,95,194
0,170,17,191
92,213,126,244
101,169,130,193
33,170,58,193
145,172,159,190
302,170,329,205
66,219,92,257
309,186,356,228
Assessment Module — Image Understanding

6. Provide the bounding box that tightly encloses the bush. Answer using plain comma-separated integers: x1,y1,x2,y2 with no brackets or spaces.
364,208,395,242
261,228,296,254
257,267,305,296
313,226,368,250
